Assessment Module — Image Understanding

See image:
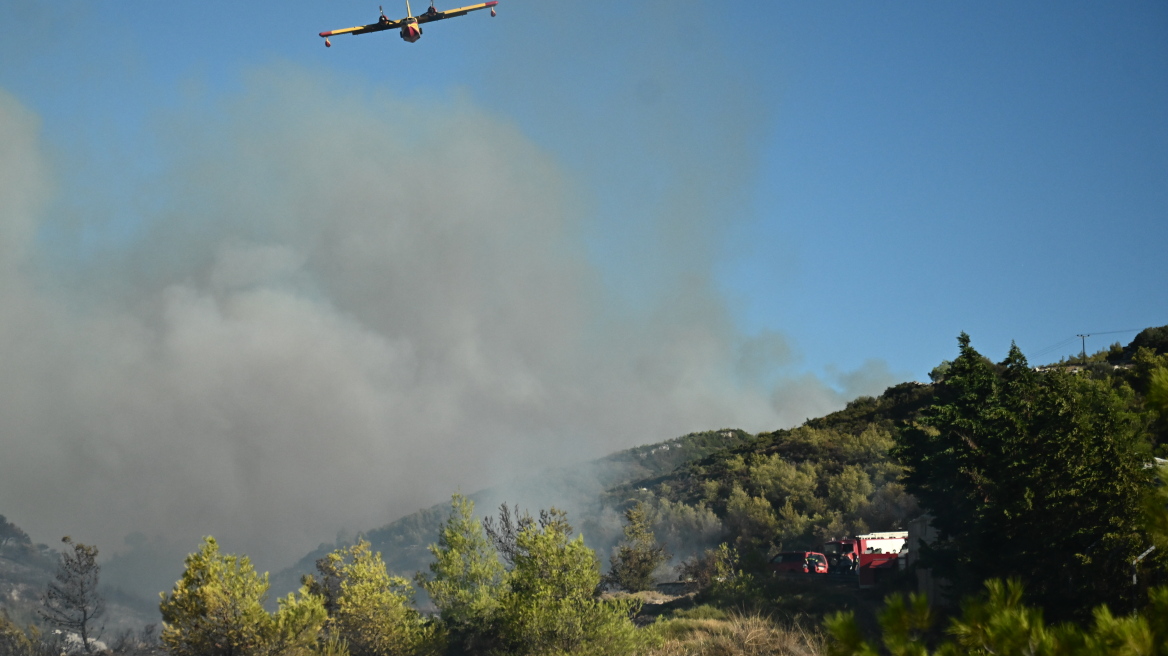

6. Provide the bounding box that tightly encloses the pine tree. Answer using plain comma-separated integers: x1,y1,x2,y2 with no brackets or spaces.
604,502,669,592
329,541,434,656
895,334,1152,618
159,537,327,656
417,495,505,655
40,537,104,654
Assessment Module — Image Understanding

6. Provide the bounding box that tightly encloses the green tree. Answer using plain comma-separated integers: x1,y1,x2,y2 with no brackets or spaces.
40,537,104,654
895,335,1152,618
1149,367,1168,416
825,465,874,516
723,484,780,551
325,540,435,656
1146,463,1168,569
1147,365,1168,450
1126,325,1168,360
417,495,505,656
160,537,273,656
303,549,345,620
825,579,1168,656
928,360,952,384
749,455,820,512
1130,348,1168,396
273,588,334,656
160,537,328,656
604,502,669,593
493,508,649,656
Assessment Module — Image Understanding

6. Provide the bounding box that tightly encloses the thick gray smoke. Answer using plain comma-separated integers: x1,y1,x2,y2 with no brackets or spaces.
0,64,898,594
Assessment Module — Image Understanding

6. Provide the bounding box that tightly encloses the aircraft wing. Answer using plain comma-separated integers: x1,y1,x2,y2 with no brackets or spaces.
320,17,406,39
416,1,498,24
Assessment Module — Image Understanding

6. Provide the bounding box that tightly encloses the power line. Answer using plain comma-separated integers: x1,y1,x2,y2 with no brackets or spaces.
1079,329,1144,337
1030,336,1081,360
1078,329,1144,359
1031,328,1143,362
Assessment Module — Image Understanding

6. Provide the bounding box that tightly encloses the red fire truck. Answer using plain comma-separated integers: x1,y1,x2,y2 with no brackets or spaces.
820,531,907,589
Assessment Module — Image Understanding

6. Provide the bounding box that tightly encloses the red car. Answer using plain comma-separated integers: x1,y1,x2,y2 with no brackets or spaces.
769,551,828,574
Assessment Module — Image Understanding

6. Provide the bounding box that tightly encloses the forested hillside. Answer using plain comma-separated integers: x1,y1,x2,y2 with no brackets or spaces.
271,429,753,596
605,326,1168,568
274,379,944,598
604,382,932,559
273,324,1168,602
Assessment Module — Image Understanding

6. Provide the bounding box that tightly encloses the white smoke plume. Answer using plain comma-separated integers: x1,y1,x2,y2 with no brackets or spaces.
0,63,901,595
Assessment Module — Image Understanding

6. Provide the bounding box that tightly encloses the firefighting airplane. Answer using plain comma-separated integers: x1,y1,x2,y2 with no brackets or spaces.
319,0,498,46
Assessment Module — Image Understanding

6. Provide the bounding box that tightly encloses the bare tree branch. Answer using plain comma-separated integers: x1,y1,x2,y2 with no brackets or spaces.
40,537,104,654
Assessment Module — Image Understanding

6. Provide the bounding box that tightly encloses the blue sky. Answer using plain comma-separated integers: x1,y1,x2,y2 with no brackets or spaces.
5,1,1164,379
0,0,1165,571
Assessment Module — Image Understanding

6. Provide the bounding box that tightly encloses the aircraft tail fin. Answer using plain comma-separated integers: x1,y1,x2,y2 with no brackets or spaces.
406,0,413,17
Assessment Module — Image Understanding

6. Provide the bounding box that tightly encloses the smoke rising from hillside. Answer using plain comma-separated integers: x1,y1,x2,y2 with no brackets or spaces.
0,65,898,588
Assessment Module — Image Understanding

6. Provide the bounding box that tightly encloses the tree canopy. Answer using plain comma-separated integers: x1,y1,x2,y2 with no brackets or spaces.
159,537,328,656
493,508,647,656
417,495,505,656
322,540,435,656
895,334,1157,618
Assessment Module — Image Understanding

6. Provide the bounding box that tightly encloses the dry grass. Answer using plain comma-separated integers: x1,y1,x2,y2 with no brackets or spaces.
647,613,825,656
601,589,680,605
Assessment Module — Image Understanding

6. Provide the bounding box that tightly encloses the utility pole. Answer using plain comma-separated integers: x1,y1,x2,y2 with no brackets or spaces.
1076,333,1091,361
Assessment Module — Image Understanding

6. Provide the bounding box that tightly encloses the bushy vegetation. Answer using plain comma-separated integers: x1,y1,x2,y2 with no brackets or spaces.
827,579,1168,656
0,609,46,656
153,498,654,656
